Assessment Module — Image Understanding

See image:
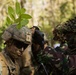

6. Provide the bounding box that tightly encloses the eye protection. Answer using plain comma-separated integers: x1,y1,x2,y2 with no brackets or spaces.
13,39,28,50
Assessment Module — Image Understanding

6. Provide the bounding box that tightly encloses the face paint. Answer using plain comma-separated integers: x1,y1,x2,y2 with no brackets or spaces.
6,45,26,59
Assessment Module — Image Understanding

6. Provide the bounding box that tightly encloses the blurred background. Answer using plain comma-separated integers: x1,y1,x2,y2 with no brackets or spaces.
0,0,76,49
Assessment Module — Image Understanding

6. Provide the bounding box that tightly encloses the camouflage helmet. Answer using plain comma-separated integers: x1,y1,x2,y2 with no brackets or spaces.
53,17,76,50
53,16,76,39
55,16,76,33
2,24,32,44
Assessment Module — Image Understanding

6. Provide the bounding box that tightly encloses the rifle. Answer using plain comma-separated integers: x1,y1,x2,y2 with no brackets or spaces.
41,63,49,75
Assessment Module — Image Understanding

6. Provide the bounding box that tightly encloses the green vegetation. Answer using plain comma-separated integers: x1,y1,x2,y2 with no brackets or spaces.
0,0,76,49
0,1,32,50
6,2,32,29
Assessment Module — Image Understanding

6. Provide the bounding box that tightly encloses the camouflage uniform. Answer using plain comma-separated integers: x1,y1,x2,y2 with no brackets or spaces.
0,24,32,75
53,16,76,75
43,43,69,75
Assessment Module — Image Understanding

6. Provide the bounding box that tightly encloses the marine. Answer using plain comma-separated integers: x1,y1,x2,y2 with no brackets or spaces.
0,24,32,75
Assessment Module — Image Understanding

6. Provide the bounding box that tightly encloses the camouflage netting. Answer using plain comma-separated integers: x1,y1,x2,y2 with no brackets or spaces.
53,16,76,54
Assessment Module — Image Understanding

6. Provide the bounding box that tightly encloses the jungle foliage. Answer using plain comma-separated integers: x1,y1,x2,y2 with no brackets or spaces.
0,1,32,50
0,0,76,49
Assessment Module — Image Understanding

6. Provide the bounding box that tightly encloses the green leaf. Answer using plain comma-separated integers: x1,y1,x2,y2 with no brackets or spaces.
21,8,26,14
9,14,15,21
17,24,22,29
21,14,32,19
15,18,20,23
8,6,15,16
16,2,21,15
21,19,29,26
6,17,12,25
